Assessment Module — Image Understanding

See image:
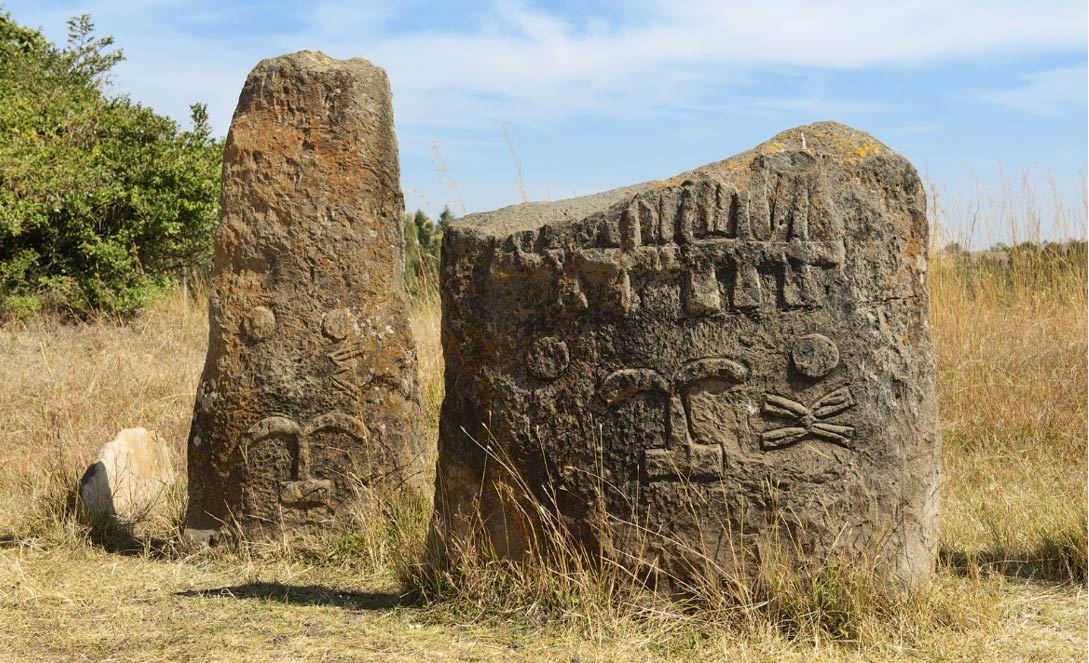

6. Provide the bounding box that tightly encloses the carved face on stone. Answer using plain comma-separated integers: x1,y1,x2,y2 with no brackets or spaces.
435,124,940,587
184,52,429,542
595,358,749,481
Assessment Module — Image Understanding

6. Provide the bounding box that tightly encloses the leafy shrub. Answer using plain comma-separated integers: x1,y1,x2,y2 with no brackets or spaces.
0,12,222,318
404,206,455,297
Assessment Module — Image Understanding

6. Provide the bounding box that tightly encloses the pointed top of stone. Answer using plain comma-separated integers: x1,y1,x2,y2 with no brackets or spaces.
247,50,385,78
454,121,902,238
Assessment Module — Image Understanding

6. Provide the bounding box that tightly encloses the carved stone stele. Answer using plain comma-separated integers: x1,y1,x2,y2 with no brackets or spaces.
430,122,940,587
184,51,428,543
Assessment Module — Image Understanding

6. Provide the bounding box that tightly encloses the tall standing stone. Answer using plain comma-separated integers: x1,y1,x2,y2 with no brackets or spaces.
185,51,428,542
431,122,940,585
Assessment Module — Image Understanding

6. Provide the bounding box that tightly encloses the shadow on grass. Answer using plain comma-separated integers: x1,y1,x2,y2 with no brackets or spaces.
85,521,183,560
939,540,1088,585
175,582,417,611
31,478,183,560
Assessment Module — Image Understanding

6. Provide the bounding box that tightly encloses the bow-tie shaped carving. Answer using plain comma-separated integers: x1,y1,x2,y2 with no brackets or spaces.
761,386,856,450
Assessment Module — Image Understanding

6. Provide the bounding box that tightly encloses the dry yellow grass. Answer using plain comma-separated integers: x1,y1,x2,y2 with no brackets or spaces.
932,249,1088,583
0,191,1085,660
0,293,206,537
928,177,1088,585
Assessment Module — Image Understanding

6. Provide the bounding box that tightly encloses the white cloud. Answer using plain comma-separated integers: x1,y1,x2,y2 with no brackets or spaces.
300,2,392,39
982,65,1088,115
308,0,1089,128
6,0,1087,134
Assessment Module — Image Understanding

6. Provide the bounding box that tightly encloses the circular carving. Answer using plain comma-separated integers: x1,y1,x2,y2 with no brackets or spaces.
322,309,351,341
526,337,570,380
791,333,839,379
242,306,276,341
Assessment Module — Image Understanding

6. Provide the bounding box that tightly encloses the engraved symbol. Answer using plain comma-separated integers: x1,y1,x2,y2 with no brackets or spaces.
610,168,843,314
242,306,276,341
321,308,363,396
555,276,589,312
526,337,570,380
760,387,856,450
322,308,352,341
791,333,840,379
508,153,845,319
597,358,749,481
245,413,368,508
329,345,364,396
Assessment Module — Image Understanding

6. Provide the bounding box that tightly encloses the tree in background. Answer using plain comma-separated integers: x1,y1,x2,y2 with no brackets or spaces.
0,12,223,318
403,206,454,296
437,204,456,231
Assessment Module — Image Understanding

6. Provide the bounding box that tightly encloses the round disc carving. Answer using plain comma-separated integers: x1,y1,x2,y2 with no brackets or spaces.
526,337,570,380
242,306,276,341
322,309,351,341
791,333,839,378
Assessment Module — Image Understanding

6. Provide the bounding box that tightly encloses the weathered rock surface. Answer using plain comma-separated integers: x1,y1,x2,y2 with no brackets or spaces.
184,51,428,542
431,122,940,586
80,428,175,525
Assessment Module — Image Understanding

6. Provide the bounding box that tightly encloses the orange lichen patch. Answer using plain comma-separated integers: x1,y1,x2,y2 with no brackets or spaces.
649,175,683,190
704,139,791,182
651,124,895,196
902,232,924,267
687,124,895,194
758,139,788,155
853,139,884,160
771,122,892,169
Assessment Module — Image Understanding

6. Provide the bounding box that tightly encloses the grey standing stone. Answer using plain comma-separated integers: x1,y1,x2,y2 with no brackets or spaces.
184,51,428,543
430,122,940,586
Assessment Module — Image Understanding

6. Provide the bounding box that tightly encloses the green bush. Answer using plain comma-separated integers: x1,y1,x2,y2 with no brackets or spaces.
0,12,222,318
404,206,454,297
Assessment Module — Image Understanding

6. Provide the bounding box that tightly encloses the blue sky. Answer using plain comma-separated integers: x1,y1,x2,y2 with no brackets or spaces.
6,0,1087,247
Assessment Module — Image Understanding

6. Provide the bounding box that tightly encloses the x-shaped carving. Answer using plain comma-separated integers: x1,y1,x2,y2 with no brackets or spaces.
760,387,856,450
